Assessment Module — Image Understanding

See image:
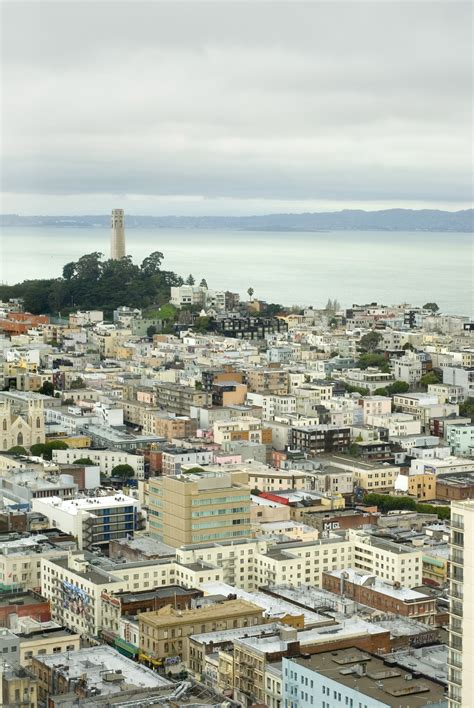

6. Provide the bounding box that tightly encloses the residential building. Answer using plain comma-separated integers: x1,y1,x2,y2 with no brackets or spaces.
448,499,474,708
52,448,145,477
291,425,351,455
32,495,142,550
348,530,423,587
154,382,212,415
322,568,437,624
139,599,264,664
447,423,474,457
282,648,447,708
148,471,251,546
31,645,172,705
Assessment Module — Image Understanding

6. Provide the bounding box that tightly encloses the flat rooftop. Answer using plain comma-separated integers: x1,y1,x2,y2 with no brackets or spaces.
34,645,172,693
33,494,137,515
326,568,427,602
289,648,446,706
200,582,328,627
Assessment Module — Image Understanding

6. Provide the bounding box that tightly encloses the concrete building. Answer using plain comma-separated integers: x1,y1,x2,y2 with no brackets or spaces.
31,645,172,705
52,447,145,478
0,535,69,593
322,568,437,624
446,423,474,457
155,382,212,415
327,455,399,493
161,447,215,476
32,494,142,550
139,599,264,665
448,499,474,708
442,364,474,398
348,530,423,588
110,208,125,260
41,552,222,638
283,648,447,708
148,471,251,546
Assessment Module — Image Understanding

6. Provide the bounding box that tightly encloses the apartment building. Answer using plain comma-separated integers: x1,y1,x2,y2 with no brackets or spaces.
283,649,447,708
154,383,212,415
139,599,264,664
427,383,465,404
323,568,437,624
246,392,297,420
161,447,214,476
442,364,474,398
349,530,423,587
448,499,474,708
53,447,145,477
32,495,142,550
148,471,251,546
359,395,392,422
0,536,67,593
213,416,272,445
290,425,351,455
447,424,474,457
393,393,459,431
367,412,421,436
41,552,222,638
326,456,399,493
246,368,289,395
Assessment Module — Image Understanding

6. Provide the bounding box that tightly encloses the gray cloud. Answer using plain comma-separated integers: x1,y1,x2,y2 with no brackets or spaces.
1,1,472,213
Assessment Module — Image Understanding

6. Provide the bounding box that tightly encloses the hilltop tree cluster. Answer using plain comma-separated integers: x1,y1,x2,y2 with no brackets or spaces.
0,251,183,316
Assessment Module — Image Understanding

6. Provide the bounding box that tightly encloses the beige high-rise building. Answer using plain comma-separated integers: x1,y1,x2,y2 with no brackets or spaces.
448,499,474,708
148,471,251,547
110,208,126,260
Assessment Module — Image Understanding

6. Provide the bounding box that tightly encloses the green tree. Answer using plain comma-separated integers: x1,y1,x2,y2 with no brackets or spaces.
387,380,410,394
423,302,439,313
111,464,135,478
147,325,157,338
357,353,390,372
359,331,383,353
7,446,28,456
39,381,54,396
73,457,94,465
30,443,47,457
42,440,69,460
247,287,254,300
194,316,211,333
420,370,441,388
459,397,474,422
402,342,415,351
140,251,164,277
373,387,389,396
185,274,195,285
347,442,361,457
199,278,208,289
70,377,85,389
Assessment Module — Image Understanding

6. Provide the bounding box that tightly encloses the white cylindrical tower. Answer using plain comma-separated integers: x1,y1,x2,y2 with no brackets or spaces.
111,208,126,260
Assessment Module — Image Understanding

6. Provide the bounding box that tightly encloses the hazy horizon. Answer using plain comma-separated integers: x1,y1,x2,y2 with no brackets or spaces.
2,1,472,217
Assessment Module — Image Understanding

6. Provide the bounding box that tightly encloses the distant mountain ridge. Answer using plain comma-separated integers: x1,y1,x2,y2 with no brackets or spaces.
1,208,472,231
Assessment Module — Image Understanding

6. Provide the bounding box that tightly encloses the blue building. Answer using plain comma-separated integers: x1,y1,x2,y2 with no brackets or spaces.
282,648,447,708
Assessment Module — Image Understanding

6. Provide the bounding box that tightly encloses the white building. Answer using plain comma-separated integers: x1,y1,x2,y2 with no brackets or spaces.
448,499,474,708
52,448,145,478
32,494,141,550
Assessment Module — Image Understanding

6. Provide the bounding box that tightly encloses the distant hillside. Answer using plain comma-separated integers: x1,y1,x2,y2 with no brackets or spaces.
1,208,472,232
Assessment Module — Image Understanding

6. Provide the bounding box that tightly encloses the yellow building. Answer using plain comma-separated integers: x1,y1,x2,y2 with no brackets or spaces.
407,471,437,501
139,600,263,665
148,471,251,547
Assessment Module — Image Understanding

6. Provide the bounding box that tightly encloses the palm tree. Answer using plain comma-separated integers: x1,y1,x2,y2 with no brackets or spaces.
247,287,254,300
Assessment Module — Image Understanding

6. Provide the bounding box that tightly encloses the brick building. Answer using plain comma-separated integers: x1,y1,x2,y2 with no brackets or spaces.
322,568,437,624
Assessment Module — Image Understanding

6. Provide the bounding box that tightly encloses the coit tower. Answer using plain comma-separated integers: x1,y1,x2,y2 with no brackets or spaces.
110,208,126,260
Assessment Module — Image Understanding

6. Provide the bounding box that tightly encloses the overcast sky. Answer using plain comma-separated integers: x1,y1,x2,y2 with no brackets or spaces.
1,0,472,215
